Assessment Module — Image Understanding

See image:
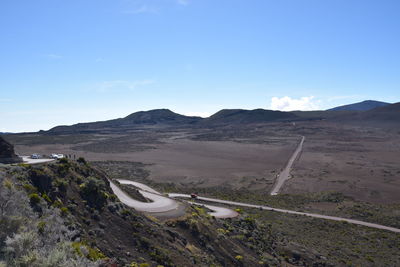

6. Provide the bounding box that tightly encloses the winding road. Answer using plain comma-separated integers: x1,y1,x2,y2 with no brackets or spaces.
111,179,238,218
111,179,400,233
20,152,400,232
110,180,179,213
168,193,400,233
270,136,305,195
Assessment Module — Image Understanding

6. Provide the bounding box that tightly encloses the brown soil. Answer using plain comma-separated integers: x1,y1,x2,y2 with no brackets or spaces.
285,121,400,203
12,135,297,191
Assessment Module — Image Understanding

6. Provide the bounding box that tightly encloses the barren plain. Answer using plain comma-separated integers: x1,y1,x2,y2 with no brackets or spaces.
5,120,400,204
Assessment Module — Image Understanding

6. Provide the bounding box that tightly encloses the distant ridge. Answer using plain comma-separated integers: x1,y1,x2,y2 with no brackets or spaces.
47,108,299,134
49,109,202,133
358,102,400,121
202,109,298,124
328,100,389,111
331,102,400,128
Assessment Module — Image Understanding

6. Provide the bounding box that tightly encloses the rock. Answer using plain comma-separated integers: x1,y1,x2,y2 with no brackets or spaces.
0,137,22,164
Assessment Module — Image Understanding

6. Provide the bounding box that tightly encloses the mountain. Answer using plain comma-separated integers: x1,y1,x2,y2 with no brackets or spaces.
202,109,298,125
332,102,400,128
49,109,202,133
0,136,22,163
328,100,390,111
358,102,400,121
48,108,299,133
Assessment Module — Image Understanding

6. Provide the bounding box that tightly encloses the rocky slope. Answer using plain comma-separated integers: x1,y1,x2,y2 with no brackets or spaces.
0,136,21,164
0,159,321,266
2,159,399,266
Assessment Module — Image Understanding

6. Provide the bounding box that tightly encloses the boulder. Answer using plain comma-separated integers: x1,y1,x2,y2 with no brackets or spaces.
0,137,22,164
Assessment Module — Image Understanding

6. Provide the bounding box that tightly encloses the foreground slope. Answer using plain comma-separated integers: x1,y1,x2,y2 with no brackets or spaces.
0,159,300,266
1,139,399,266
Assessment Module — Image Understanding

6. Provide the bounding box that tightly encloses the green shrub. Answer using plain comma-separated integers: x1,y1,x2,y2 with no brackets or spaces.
77,157,87,165
28,193,41,205
53,178,68,192
37,221,46,234
3,179,13,190
59,158,69,164
23,183,38,194
28,168,53,192
17,163,31,168
60,207,69,216
53,199,63,208
41,193,52,203
57,164,70,176
71,242,106,261
235,255,243,261
79,176,107,209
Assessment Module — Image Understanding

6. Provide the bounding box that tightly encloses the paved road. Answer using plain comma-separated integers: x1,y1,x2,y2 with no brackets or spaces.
21,156,55,164
270,136,305,195
169,193,400,233
110,180,179,213
111,180,400,232
21,155,399,232
192,202,239,218
111,179,238,218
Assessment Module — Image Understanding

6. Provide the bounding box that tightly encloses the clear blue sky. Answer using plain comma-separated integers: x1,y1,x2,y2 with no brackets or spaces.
1,0,399,132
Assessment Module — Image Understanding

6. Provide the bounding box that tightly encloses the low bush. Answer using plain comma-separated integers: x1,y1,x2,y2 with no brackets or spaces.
29,193,41,205
79,176,108,209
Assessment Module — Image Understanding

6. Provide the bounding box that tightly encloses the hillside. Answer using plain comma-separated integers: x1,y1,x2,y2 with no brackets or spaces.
0,159,298,266
328,100,389,111
0,136,21,164
359,102,400,121
46,108,299,134
203,109,298,125
1,153,399,265
331,102,400,128
291,110,358,120
49,109,202,134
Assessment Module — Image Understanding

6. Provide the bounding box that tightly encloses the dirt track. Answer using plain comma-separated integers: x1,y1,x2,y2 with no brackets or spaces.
270,136,305,195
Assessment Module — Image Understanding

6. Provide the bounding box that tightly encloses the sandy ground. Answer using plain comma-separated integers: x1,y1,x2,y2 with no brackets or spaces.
14,137,296,190
284,122,400,203
10,122,400,204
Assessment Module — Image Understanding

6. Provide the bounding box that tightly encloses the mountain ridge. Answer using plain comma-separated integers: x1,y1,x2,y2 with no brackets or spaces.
48,108,299,134
328,100,389,111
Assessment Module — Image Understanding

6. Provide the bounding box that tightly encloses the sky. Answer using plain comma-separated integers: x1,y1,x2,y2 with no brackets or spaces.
1,0,400,132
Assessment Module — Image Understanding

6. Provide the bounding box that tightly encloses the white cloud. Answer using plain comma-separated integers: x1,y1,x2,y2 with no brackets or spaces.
92,80,155,92
270,96,320,111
